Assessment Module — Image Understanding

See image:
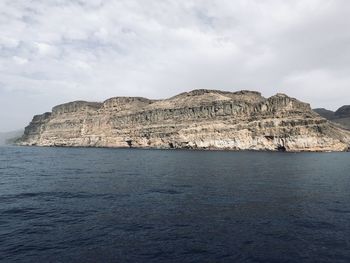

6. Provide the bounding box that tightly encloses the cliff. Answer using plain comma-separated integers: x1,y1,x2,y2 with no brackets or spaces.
314,106,350,130
18,89,350,152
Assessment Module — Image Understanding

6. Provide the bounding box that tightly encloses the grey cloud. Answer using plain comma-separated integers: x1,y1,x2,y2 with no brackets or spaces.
0,0,350,132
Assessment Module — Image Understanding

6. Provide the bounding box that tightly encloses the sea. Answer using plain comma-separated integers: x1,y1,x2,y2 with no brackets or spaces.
0,146,350,263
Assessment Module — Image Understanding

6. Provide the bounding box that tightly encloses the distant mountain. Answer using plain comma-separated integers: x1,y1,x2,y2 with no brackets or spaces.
314,106,350,130
335,105,350,119
0,130,23,146
313,108,336,120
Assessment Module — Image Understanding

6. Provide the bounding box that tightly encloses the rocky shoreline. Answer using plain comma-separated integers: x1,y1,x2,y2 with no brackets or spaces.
18,89,350,152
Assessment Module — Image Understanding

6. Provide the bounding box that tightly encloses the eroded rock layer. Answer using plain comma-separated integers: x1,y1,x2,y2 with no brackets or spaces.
19,90,350,151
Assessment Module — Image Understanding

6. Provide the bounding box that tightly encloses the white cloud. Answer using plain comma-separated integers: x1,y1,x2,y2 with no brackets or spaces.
12,56,28,65
35,42,59,57
0,36,19,49
1,0,350,131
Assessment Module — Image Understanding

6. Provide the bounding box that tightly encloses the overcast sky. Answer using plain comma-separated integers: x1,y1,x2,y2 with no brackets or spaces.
1,0,350,132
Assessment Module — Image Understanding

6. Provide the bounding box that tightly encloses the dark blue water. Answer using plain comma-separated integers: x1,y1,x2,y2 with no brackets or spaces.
0,147,350,263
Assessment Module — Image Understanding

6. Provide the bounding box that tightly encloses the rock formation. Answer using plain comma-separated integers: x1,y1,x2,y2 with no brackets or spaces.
314,106,350,130
18,89,350,152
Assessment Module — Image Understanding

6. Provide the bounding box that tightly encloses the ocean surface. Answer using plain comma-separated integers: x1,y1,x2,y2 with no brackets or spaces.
0,146,350,263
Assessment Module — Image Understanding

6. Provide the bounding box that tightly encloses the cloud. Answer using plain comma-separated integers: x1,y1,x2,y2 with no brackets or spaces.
0,0,350,131
12,56,28,65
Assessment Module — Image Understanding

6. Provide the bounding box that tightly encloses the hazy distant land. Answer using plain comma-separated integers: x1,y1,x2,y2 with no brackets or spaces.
0,130,23,146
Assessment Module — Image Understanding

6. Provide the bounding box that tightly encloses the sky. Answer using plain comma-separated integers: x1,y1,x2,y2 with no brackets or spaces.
1,0,350,132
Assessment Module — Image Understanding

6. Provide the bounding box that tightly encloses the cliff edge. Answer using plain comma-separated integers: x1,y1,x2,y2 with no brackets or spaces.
18,90,350,152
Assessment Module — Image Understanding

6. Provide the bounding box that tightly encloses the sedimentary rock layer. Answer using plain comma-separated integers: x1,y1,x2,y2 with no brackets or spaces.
19,90,350,152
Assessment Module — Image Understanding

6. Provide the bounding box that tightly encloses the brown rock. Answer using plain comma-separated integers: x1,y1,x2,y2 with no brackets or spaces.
18,89,350,152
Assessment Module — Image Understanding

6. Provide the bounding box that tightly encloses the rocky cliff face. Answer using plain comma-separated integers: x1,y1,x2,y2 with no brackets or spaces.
314,106,350,130
19,90,350,152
